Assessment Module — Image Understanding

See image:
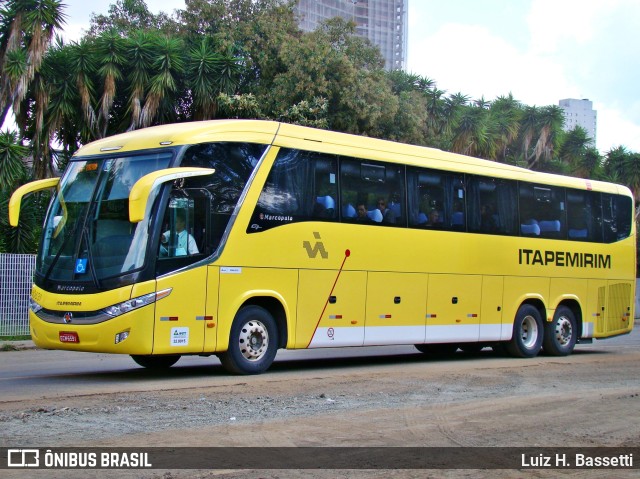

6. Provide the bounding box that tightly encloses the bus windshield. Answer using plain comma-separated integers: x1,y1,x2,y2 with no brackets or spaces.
37,152,173,283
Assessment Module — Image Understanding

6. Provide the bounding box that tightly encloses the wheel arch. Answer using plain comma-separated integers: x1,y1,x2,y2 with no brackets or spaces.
520,297,546,324
554,298,583,338
241,296,289,349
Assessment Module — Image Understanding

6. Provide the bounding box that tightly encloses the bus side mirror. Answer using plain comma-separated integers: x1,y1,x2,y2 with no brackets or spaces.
8,178,60,227
128,167,215,223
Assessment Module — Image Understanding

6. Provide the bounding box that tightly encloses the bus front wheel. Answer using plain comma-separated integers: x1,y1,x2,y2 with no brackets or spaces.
220,305,278,375
506,304,543,358
543,306,577,356
131,354,180,369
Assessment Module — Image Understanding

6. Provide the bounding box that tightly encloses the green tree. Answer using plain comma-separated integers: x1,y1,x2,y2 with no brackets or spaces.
488,94,522,163
187,39,245,121
0,0,66,128
451,103,492,158
88,0,177,36
557,126,596,177
522,105,564,170
0,130,42,253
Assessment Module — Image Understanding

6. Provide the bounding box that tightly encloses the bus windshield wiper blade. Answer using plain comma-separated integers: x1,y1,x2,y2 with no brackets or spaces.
83,224,101,290
43,220,81,283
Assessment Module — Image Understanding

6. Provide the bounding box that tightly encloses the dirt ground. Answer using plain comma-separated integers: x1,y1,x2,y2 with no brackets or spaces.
1,334,639,479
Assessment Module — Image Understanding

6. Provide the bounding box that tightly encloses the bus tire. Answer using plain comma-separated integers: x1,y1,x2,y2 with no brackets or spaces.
131,354,180,369
220,305,278,375
543,306,577,356
506,304,543,358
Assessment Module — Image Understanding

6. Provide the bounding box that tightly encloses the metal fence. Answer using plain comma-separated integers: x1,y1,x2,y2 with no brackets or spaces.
0,253,36,337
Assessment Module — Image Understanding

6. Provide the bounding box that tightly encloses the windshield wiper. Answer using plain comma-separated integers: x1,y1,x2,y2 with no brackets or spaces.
43,219,81,283
82,224,101,290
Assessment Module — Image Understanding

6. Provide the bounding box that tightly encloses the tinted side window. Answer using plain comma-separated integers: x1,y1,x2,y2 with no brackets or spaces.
566,190,603,242
180,142,265,213
519,183,566,238
250,148,338,232
467,176,518,235
341,159,404,226
180,142,266,249
603,193,633,243
407,168,464,230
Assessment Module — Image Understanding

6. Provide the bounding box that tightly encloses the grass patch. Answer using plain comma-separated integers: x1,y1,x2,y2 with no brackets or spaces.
0,335,31,341
0,335,32,352
1,343,20,351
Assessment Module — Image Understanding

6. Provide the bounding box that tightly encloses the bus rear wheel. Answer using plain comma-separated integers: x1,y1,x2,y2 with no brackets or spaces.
220,305,278,375
506,304,543,358
131,354,180,369
543,306,577,356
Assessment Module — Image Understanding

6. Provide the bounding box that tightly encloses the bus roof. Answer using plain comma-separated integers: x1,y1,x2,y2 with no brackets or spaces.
74,119,629,197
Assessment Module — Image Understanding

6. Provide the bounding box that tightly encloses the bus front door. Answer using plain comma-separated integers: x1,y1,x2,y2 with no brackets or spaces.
153,267,208,355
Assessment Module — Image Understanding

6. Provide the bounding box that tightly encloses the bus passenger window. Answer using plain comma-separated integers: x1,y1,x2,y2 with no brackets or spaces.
250,149,338,232
519,183,566,239
407,168,464,230
567,190,602,242
340,159,404,226
603,193,633,243
467,176,518,235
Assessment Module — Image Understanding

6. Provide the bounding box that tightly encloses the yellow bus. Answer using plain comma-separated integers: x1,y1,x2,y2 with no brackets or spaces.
9,120,636,374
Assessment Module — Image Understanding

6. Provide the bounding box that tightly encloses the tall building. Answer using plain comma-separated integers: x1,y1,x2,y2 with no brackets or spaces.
559,98,597,144
295,0,408,71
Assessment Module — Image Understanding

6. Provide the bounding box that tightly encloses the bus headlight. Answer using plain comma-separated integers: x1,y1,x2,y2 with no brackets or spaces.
102,288,172,318
29,296,43,314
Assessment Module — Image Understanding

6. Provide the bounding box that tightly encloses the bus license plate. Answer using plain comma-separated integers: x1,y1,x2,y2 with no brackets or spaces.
59,331,79,343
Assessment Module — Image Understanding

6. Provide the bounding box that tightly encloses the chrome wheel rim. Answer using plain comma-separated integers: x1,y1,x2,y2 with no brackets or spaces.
238,320,269,361
554,316,573,346
521,315,539,349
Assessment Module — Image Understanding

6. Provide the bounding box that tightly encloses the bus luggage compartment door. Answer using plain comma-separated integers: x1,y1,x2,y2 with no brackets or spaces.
363,272,428,346
298,270,366,348
426,274,482,343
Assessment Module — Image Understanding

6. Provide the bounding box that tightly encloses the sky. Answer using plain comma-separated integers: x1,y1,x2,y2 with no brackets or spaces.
39,0,640,153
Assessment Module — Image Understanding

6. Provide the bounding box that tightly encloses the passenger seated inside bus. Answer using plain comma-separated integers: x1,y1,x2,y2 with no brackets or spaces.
356,203,373,223
480,204,498,233
376,198,396,224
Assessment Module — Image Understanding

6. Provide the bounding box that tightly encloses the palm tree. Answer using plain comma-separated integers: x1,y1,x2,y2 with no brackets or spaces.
557,126,593,177
124,30,155,131
526,105,564,170
96,30,126,137
0,130,40,253
451,105,491,158
488,94,522,163
0,0,66,128
139,35,185,127
187,39,244,120
68,38,98,140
